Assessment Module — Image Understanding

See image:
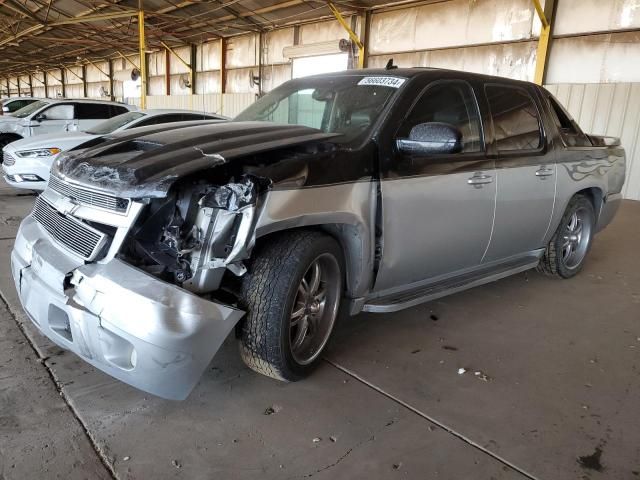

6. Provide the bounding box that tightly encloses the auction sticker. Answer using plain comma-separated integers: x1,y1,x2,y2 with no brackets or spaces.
358,76,406,88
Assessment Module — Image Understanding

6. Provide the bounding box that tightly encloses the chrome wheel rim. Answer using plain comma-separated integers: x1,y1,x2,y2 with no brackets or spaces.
561,207,592,270
289,253,341,365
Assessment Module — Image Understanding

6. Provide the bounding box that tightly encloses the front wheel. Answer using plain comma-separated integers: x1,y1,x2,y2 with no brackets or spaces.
538,194,595,278
238,231,343,381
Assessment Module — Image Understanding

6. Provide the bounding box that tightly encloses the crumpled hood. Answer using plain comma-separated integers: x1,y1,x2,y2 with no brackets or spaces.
8,131,95,153
53,121,341,198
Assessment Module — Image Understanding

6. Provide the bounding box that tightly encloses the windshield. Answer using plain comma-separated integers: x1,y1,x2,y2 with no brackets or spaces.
13,100,49,118
234,75,405,143
86,111,146,135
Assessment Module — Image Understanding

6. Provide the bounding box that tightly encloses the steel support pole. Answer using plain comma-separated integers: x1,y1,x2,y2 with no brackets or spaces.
533,0,556,85
220,37,227,115
190,44,197,97
60,68,66,97
43,71,49,98
108,60,115,101
138,7,147,109
165,48,171,95
327,1,365,69
82,65,88,98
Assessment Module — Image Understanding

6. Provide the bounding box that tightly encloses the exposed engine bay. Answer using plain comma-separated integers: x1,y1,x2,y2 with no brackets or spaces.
120,174,271,294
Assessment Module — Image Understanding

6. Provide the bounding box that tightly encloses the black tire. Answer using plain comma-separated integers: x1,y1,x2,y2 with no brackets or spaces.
0,134,21,151
238,230,344,381
538,194,595,278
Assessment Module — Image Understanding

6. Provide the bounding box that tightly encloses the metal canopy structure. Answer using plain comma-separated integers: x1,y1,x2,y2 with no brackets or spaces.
0,0,403,78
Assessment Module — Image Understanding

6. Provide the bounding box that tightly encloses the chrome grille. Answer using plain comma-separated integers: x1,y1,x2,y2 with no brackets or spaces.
3,151,15,166
48,175,129,214
32,196,107,260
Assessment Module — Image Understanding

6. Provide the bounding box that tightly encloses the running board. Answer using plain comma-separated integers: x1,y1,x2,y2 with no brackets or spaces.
363,257,540,313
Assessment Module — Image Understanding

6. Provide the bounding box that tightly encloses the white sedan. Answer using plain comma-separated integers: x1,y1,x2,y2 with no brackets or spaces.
2,109,226,190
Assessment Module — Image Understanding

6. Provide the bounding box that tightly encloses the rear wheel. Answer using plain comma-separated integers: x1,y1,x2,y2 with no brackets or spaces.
538,194,595,278
238,231,343,381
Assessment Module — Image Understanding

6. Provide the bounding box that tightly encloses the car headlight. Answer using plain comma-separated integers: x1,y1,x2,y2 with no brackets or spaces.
15,147,61,158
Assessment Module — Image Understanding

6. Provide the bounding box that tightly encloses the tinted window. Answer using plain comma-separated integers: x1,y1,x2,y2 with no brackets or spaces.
546,93,592,147
182,113,213,121
9,100,27,112
7,99,37,112
486,85,542,151
134,114,180,127
398,81,482,153
77,103,114,120
13,100,49,118
85,111,145,134
110,105,129,116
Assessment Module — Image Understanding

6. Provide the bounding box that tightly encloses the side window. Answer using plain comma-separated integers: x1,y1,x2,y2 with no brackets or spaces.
398,81,482,153
9,100,26,112
181,114,208,121
546,94,592,147
110,105,129,116
159,114,187,123
40,104,74,120
136,114,183,127
133,117,158,128
77,103,112,120
485,85,542,152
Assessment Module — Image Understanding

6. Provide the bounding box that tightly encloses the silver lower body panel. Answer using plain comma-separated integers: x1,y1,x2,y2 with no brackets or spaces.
596,193,622,232
11,215,245,400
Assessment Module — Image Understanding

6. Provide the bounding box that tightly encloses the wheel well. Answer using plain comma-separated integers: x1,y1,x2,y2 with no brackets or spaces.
575,187,603,219
253,224,369,299
0,133,23,145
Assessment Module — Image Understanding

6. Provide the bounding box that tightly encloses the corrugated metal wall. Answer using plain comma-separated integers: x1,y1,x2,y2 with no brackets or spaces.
132,93,255,118
545,83,640,200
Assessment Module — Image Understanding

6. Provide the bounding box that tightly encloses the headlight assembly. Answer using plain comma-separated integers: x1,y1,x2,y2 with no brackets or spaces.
15,147,61,158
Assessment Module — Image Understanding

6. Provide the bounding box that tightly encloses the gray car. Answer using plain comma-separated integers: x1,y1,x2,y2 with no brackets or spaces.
10,69,626,399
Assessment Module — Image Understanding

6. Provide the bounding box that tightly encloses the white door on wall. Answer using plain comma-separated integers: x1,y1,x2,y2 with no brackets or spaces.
292,53,349,79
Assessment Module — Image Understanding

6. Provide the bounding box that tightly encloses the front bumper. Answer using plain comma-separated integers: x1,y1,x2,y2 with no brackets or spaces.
11,215,245,400
2,156,51,191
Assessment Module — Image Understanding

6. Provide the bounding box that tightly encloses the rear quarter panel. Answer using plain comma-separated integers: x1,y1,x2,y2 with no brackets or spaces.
547,144,625,242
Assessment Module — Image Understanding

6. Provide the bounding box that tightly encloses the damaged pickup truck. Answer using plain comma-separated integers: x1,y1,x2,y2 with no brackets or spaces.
11,69,626,399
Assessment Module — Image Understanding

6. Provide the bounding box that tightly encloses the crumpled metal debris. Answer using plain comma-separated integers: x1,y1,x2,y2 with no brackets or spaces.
200,175,270,212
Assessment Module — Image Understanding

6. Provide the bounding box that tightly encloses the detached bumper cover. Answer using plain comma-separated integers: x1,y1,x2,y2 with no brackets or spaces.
11,215,245,400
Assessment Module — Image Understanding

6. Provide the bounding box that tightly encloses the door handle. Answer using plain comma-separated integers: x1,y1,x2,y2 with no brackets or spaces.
535,166,554,177
467,173,493,186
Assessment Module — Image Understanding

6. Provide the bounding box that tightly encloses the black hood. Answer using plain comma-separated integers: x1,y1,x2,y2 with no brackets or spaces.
54,121,341,198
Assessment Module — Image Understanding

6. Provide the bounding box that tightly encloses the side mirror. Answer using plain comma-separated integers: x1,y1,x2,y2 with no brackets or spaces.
396,122,462,155
33,113,46,122
2,106,9,113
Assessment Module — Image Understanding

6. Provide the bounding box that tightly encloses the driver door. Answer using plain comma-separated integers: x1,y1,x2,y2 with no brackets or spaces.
34,103,78,135
373,80,496,293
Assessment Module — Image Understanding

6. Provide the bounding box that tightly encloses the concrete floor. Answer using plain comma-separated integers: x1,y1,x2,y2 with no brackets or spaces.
0,180,638,480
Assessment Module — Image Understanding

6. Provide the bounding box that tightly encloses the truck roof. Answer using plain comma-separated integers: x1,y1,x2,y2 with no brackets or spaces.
316,67,541,89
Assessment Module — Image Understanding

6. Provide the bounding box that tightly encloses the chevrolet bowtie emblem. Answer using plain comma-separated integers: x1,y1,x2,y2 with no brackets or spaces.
55,196,81,215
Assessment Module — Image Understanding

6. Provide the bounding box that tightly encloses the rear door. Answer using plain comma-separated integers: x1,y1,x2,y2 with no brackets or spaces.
373,79,496,293
481,84,556,263
76,103,117,130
